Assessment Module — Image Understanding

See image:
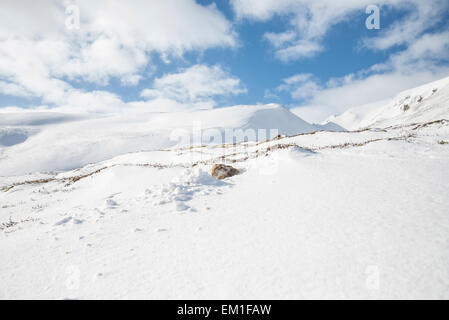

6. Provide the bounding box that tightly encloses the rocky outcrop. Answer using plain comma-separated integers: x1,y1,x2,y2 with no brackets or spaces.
211,164,239,180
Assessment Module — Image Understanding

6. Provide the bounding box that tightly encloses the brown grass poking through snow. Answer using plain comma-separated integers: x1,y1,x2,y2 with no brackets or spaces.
2,119,446,192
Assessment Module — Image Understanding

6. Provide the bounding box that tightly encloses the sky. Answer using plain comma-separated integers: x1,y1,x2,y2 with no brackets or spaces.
0,0,449,123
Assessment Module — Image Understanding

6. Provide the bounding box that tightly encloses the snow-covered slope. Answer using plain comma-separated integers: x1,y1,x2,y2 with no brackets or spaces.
0,104,322,176
1,118,449,299
325,76,449,130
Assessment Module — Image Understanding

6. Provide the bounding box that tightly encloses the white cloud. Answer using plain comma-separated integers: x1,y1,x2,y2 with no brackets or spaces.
232,0,371,60
7,63,248,115
274,40,324,61
140,64,247,111
264,31,296,48
282,73,314,85
275,73,319,100
284,29,449,123
250,0,449,122
0,81,31,98
378,31,449,72
232,0,297,21
232,0,449,61
0,0,237,113
361,1,448,51
57,90,127,114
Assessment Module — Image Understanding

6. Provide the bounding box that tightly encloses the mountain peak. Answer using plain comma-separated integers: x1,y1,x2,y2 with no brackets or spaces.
325,75,449,130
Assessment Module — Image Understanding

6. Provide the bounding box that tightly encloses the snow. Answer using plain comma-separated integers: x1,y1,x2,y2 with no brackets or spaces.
1,81,449,299
0,104,329,176
325,76,449,130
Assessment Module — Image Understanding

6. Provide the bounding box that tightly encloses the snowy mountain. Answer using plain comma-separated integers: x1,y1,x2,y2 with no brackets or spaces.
0,104,332,176
1,79,449,299
325,76,449,130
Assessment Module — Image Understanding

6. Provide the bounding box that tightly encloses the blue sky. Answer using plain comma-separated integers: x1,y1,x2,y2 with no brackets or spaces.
1,0,449,122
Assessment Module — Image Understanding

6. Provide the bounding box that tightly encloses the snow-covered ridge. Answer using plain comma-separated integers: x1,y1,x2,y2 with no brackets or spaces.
0,104,342,176
325,76,449,130
2,117,448,190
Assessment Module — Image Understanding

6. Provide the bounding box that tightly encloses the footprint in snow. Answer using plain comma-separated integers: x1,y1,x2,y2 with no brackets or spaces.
54,216,84,226
175,201,189,212
94,208,106,217
54,216,72,226
104,198,118,208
